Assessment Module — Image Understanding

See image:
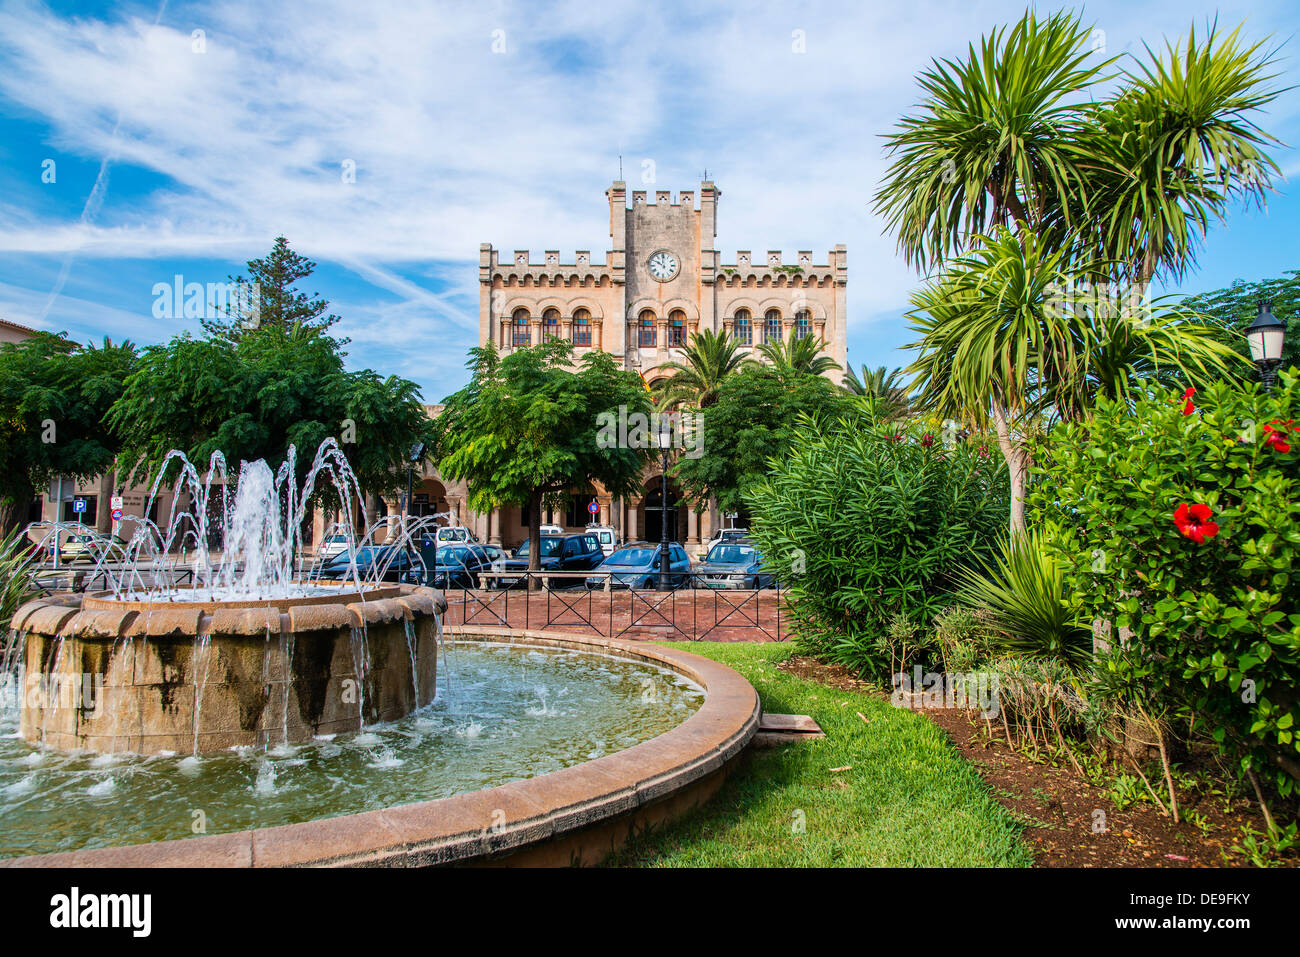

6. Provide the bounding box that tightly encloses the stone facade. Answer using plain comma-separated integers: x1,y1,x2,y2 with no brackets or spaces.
445,180,847,550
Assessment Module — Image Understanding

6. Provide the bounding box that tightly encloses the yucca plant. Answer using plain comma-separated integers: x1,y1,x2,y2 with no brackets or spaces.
956,528,1092,667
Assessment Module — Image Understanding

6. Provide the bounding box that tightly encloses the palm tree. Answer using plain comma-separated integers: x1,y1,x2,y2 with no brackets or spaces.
754,332,840,379
842,365,912,419
652,329,747,409
873,10,1112,273
1070,22,1282,287
906,229,1241,533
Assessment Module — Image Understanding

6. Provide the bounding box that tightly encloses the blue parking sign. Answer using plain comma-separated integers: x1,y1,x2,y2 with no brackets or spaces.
72,499,86,514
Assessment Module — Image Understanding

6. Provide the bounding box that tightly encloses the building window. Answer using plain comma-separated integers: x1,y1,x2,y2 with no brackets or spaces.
543,308,560,341
573,308,591,346
638,309,657,348
795,310,812,340
668,310,686,347
734,309,752,346
511,309,530,347
765,309,782,344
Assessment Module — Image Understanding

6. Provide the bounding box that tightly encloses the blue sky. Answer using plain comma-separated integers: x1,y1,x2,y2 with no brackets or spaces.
1,0,1297,403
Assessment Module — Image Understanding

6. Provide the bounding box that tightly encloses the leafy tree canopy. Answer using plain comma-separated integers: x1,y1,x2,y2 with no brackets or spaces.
109,324,432,502
0,333,137,533
435,339,652,570
672,364,856,515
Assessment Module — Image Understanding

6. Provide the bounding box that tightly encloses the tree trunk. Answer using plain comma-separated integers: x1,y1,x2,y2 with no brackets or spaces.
990,401,1029,537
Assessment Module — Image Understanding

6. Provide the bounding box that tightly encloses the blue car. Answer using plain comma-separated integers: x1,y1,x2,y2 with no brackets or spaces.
586,542,692,589
690,540,775,589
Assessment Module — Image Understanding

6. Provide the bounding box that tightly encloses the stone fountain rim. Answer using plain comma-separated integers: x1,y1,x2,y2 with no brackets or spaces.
82,583,406,612
0,628,761,868
11,584,447,638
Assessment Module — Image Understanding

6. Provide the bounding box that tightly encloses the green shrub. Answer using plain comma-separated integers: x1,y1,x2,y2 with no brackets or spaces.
932,605,993,673
1032,370,1300,795
956,528,1093,667
744,409,1009,678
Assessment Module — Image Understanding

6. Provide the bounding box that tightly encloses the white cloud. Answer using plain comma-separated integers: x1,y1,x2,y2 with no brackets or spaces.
0,0,1296,395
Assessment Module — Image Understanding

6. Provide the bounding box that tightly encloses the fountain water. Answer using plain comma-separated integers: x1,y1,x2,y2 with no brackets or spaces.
6,440,446,755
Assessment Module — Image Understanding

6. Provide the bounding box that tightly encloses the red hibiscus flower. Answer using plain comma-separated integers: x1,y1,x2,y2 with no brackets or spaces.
1173,503,1219,543
1182,386,1196,416
921,433,934,447
1264,420,1294,454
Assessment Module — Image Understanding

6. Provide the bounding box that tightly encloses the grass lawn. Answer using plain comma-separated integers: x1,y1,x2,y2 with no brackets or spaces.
610,641,1032,867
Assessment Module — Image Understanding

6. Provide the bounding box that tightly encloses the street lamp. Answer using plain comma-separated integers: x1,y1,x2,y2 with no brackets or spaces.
652,417,674,591
1246,300,1287,392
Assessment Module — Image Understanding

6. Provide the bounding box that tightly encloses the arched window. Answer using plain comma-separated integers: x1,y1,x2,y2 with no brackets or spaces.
572,308,592,346
511,308,531,347
668,309,686,347
765,309,782,344
734,309,752,346
638,309,657,348
542,308,560,341
795,309,812,340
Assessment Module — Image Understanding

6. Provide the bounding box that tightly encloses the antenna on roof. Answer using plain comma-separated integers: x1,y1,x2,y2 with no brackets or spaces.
619,155,623,179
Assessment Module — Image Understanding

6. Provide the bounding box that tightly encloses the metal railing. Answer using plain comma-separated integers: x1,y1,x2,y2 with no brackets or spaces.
439,569,787,642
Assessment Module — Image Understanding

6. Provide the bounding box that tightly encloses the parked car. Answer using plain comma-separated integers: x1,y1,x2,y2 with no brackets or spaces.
60,533,103,562
319,545,413,582
696,526,749,561
317,533,351,561
539,524,563,536
403,544,500,589
585,524,618,557
586,542,692,590
435,526,479,545
501,533,605,586
691,540,775,589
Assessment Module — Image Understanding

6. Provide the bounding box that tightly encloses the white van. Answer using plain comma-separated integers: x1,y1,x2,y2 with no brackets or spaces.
435,526,479,544
586,524,618,557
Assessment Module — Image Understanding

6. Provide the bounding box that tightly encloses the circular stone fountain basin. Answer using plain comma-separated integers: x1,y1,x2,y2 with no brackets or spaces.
0,630,761,867
8,584,446,755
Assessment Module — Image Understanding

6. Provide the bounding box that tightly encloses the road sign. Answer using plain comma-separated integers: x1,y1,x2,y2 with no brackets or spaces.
72,499,87,514
111,508,124,522
588,500,600,515
110,495,124,511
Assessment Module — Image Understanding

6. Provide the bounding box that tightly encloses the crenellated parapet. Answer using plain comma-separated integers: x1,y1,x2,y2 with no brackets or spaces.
711,245,846,288
480,244,621,288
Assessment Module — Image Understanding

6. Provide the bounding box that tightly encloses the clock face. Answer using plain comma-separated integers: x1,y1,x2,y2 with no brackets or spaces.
647,250,679,281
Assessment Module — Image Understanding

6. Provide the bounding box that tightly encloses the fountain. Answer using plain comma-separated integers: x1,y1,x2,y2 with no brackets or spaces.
0,439,760,867
6,440,445,754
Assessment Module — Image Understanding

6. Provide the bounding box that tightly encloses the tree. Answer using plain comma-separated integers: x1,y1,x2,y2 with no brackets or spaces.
108,324,432,506
0,334,137,534
874,12,1281,286
1183,270,1300,373
672,364,855,516
200,236,344,343
906,229,1241,533
842,364,911,420
652,329,746,409
434,339,651,576
753,331,840,379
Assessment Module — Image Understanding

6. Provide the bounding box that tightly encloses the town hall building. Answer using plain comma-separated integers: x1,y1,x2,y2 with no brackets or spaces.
408,180,848,550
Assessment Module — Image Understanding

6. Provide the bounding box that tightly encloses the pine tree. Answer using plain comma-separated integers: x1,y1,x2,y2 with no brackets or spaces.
201,236,345,343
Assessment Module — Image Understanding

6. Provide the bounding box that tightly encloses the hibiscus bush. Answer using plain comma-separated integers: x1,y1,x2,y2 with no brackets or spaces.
744,409,1009,678
1032,370,1300,795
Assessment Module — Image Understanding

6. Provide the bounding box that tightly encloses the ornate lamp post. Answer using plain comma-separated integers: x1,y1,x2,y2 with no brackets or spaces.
1246,300,1287,393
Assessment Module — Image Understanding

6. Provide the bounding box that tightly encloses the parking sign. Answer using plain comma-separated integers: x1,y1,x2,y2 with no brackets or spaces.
72,499,86,514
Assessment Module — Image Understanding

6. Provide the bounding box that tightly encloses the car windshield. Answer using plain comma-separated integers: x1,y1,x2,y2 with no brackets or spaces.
331,547,391,563
439,546,472,565
607,547,658,565
516,538,562,558
707,544,755,564
324,535,348,543
597,531,613,544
